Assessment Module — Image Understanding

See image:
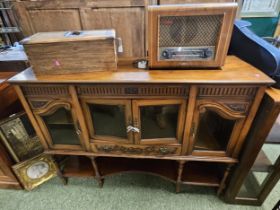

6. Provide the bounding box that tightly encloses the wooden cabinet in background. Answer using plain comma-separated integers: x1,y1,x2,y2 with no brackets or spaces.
0,143,21,189
81,7,145,58
225,88,280,205
13,0,147,58
0,72,22,189
159,0,236,4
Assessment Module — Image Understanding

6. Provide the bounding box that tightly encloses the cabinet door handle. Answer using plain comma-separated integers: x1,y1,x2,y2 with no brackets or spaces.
75,120,82,136
76,129,81,136
191,123,197,138
127,125,140,133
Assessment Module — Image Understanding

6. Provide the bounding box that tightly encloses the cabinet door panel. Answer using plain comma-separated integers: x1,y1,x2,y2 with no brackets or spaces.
34,100,84,150
42,107,80,145
189,100,246,157
82,99,133,143
82,8,145,57
140,104,179,139
29,9,82,33
89,104,127,138
194,110,235,151
133,99,186,145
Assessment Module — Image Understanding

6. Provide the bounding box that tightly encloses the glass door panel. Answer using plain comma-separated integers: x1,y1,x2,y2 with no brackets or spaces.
89,104,127,138
42,107,80,145
82,99,132,143
133,100,186,144
190,101,245,157
194,110,235,151
140,105,179,139
34,101,83,150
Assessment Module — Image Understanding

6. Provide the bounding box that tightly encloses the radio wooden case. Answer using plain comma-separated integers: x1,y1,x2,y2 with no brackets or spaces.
148,3,237,69
22,30,118,75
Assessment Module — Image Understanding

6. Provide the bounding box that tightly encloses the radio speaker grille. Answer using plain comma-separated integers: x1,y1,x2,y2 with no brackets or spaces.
159,15,223,47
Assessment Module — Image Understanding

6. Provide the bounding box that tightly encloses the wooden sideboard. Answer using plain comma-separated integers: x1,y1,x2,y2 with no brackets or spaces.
8,56,274,193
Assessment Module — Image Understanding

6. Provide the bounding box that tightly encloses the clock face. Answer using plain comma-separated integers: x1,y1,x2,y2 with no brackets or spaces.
26,161,49,179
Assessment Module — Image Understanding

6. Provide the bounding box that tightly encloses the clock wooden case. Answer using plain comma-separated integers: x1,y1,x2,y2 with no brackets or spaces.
8,56,274,194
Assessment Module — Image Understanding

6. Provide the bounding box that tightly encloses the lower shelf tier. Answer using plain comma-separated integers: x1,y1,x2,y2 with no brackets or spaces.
182,162,225,187
58,156,227,188
96,157,178,182
59,156,95,178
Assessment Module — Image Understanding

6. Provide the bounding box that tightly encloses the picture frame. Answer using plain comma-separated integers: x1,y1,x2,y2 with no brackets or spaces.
12,154,58,191
241,0,280,18
0,112,44,162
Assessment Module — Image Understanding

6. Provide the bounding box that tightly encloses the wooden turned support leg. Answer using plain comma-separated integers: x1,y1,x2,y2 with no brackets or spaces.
89,156,103,188
57,169,68,185
53,159,68,185
176,160,186,193
217,164,233,196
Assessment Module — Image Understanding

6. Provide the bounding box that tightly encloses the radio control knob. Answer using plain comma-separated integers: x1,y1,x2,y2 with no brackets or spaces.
201,49,213,58
162,50,172,59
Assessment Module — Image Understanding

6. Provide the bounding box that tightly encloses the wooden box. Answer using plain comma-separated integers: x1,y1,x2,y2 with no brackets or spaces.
22,30,117,75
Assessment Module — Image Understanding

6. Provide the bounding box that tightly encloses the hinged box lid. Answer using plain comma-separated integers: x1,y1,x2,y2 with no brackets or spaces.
21,29,116,45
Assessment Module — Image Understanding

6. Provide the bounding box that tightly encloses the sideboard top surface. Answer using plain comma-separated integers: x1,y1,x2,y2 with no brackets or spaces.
8,56,274,85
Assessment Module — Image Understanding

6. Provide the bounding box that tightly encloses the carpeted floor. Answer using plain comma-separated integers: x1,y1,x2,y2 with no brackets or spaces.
1,145,279,210
0,171,279,210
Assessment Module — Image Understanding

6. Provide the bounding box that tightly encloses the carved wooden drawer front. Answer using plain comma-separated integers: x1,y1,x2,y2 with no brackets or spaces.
198,86,258,99
92,143,181,156
77,84,189,98
21,85,69,97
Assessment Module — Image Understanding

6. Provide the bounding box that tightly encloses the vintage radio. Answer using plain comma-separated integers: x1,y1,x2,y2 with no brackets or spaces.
148,3,237,69
22,30,117,75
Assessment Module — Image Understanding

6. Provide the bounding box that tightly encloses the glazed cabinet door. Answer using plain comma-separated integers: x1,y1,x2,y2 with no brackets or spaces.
33,100,84,150
132,99,186,145
188,100,246,157
81,99,133,143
